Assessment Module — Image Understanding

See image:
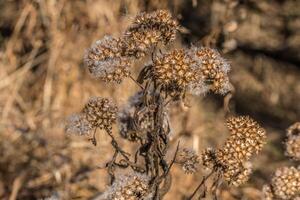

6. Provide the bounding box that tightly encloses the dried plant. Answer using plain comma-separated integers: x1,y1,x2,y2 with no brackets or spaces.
192,116,266,199
66,10,268,200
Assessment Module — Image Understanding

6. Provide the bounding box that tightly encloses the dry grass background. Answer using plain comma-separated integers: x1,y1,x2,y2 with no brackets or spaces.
0,0,299,199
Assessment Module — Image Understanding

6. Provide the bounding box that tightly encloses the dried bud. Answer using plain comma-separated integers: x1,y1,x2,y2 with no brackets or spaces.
83,97,118,133
189,47,231,95
175,148,200,174
84,36,131,83
153,49,198,93
98,173,151,200
287,122,300,138
65,114,93,136
122,10,178,58
285,135,300,161
269,166,300,200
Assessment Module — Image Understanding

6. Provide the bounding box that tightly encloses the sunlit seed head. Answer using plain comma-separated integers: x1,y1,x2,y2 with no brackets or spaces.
84,35,132,83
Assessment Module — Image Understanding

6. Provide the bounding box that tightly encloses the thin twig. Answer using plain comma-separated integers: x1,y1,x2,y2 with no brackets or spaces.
187,170,215,200
129,75,144,90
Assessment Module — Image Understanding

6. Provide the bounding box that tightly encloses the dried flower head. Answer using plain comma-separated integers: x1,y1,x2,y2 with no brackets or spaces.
265,166,300,200
175,148,200,174
201,116,266,186
225,115,266,159
285,135,300,161
83,97,118,133
189,47,231,95
152,49,198,93
84,36,131,83
122,10,178,58
65,114,93,136
287,122,300,138
98,173,151,200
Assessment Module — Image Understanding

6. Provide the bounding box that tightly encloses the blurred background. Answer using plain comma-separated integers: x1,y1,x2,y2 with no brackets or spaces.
0,0,299,199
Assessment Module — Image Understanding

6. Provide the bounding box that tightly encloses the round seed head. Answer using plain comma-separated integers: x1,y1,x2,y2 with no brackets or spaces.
270,166,300,200
175,148,200,174
285,135,300,161
153,49,198,92
189,47,231,95
84,36,131,83
225,115,266,160
122,10,178,58
83,97,118,132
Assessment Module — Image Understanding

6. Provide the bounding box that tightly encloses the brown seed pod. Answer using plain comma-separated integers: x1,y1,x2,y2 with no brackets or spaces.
152,49,198,92
225,115,267,159
189,47,231,95
84,36,131,83
83,97,118,133
122,10,179,58
270,166,300,200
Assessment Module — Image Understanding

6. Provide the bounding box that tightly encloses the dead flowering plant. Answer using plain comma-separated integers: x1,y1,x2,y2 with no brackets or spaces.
65,9,267,200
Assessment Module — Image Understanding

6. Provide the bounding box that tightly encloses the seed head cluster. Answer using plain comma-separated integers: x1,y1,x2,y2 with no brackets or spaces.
285,122,300,161
189,47,231,95
123,10,178,58
98,173,151,200
84,10,179,83
66,97,118,135
152,47,231,97
83,97,118,133
84,36,131,83
175,148,200,174
263,166,300,200
202,116,266,186
153,49,198,92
